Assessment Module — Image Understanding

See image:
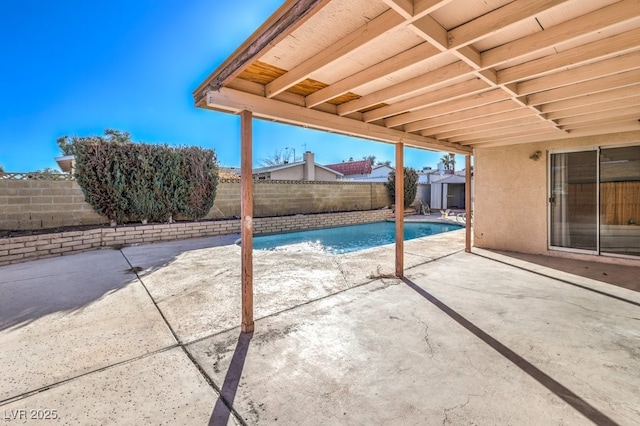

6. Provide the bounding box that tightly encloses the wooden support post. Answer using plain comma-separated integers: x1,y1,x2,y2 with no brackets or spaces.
465,154,472,253
240,110,254,333
395,142,404,277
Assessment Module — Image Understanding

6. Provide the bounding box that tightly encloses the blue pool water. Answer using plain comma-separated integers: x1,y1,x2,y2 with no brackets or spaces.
251,221,462,254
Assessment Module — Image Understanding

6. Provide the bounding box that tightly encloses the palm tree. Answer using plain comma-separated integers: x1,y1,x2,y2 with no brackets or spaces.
440,153,456,171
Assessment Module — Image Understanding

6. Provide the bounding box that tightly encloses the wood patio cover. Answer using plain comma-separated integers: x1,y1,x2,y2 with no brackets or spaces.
194,0,640,331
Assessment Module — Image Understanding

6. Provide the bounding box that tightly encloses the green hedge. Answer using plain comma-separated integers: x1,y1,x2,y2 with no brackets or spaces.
73,133,218,224
385,167,418,209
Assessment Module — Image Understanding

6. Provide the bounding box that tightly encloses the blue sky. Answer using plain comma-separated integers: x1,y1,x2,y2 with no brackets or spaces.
0,0,456,172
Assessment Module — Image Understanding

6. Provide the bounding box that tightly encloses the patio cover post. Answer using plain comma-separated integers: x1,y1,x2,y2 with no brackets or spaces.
240,110,254,333
465,154,472,253
395,142,404,277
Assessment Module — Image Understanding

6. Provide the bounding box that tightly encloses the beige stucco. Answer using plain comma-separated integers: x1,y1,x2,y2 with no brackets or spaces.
314,167,339,181
270,165,304,180
261,164,338,181
474,130,640,266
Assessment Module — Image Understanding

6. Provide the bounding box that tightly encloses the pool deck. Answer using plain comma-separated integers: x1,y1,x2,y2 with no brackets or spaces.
1,228,639,425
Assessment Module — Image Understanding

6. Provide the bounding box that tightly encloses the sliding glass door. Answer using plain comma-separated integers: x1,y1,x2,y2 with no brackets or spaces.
549,150,598,252
600,146,640,256
549,145,640,257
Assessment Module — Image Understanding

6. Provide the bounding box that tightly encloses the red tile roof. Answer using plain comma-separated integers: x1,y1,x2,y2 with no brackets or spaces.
324,160,372,176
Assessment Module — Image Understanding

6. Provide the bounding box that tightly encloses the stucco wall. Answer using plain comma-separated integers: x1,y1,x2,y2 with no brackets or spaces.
474,130,640,264
271,166,304,180
315,167,338,181
265,165,337,181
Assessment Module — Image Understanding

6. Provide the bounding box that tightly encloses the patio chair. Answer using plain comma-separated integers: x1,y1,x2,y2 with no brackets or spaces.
456,212,473,223
418,200,431,215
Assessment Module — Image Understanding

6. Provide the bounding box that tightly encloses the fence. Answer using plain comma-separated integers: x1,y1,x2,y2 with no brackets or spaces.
0,178,392,231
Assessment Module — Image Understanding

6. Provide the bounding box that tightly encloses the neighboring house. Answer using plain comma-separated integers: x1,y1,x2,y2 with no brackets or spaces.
330,163,394,182
417,162,469,210
324,160,372,179
252,151,342,181
55,155,75,175
418,173,466,210
369,164,394,181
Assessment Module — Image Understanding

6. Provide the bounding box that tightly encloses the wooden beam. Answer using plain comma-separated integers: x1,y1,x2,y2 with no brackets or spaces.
448,0,570,48
423,108,536,136
526,69,640,106
556,106,640,127
362,78,490,122
566,120,640,134
194,0,329,100
540,85,640,113
482,0,640,67
410,14,448,50
545,95,640,120
499,27,640,85
517,50,640,96
305,43,440,108
395,142,404,278
382,0,413,19
385,89,511,128
240,110,254,334
465,154,472,253
205,87,473,154
454,46,484,70
435,115,544,139
412,100,524,133
463,127,563,146
337,61,473,116
448,121,560,143
265,9,405,98
414,0,456,15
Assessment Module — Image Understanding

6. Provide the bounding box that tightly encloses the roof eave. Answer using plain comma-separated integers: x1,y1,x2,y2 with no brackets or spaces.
193,0,330,105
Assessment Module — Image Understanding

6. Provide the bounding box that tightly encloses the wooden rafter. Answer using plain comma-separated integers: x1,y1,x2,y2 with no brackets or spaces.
197,0,640,154
483,0,640,67
205,87,472,154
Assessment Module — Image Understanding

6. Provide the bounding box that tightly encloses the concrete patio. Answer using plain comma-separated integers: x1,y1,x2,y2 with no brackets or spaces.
1,229,639,425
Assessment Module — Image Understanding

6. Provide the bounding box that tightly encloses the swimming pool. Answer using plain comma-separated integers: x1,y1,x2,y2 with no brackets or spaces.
251,221,462,254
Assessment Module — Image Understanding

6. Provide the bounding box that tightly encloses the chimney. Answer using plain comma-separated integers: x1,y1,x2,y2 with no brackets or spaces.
303,151,315,181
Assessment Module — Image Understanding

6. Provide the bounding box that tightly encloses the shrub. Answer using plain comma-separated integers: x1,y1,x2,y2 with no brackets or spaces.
73,130,218,224
385,167,418,209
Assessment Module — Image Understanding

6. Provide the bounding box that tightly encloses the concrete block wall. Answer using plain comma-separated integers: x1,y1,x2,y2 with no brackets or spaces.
205,180,390,219
0,209,393,266
0,179,107,230
1,179,391,230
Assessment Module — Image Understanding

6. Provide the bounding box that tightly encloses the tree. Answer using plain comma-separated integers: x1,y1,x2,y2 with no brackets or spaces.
56,136,77,156
376,160,392,166
260,149,288,166
440,153,456,171
0,164,4,174
56,128,132,156
363,155,376,166
385,167,419,208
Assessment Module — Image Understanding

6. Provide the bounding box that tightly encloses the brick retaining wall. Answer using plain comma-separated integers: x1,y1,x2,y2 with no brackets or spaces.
0,209,393,266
